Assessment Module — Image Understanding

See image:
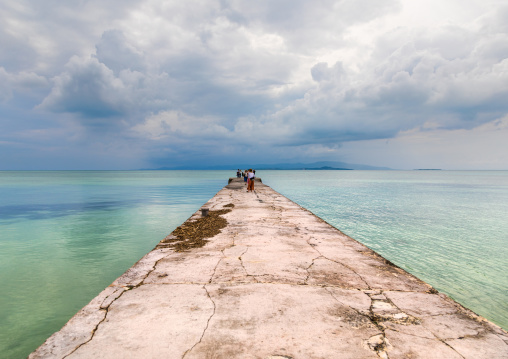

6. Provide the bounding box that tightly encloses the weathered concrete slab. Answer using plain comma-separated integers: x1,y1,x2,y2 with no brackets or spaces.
186,284,380,359
30,178,508,359
68,285,214,359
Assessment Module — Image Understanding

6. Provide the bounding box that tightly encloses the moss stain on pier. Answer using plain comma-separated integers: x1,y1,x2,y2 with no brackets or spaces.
160,204,234,252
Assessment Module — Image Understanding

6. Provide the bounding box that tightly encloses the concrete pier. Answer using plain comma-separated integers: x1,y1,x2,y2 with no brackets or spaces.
30,178,508,358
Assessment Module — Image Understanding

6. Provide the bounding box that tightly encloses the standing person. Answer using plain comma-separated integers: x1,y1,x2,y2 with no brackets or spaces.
243,170,248,185
248,169,255,192
236,169,241,178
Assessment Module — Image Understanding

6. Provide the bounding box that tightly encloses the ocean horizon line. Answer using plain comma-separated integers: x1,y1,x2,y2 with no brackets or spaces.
2,168,508,172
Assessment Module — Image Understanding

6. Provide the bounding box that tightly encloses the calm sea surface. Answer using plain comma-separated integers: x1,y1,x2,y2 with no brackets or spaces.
1,170,507,358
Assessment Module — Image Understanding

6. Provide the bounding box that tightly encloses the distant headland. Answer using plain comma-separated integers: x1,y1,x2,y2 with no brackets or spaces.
146,161,392,171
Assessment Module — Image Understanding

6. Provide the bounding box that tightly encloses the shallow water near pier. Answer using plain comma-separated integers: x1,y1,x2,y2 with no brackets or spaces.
0,170,507,358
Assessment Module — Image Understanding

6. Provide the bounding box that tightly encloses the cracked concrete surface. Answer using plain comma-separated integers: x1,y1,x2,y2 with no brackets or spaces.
30,178,508,359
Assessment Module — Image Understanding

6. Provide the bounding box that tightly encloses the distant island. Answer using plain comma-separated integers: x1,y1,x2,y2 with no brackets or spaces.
261,166,353,170
147,161,392,171
415,169,442,171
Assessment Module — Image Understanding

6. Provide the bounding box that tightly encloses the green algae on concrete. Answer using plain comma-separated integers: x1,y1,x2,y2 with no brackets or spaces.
29,178,508,359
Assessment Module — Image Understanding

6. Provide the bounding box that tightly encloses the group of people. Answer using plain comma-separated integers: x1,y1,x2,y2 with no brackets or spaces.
236,169,256,192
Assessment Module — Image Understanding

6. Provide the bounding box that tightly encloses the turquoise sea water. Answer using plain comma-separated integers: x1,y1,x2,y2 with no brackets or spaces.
0,170,507,358
262,170,508,331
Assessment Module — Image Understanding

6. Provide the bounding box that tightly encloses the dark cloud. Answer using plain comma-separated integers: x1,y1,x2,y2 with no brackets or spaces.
39,57,127,119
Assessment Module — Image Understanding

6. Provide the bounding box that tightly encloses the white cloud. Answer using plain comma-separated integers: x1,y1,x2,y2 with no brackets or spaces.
267,4,508,146
132,110,229,141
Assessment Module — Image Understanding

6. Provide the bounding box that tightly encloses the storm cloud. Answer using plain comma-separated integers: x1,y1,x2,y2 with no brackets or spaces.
1,0,507,169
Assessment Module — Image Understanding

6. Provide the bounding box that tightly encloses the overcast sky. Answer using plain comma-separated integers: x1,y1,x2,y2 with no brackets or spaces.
1,0,507,170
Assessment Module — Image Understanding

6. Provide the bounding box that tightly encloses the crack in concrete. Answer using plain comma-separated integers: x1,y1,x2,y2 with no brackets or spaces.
306,237,372,290
209,232,240,285
325,257,372,290
385,322,475,356
441,341,466,359
369,292,421,326
415,319,471,359
210,254,224,284
323,287,372,323
62,289,128,358
238,247,260,283
62,252,172,357
424,312,459,318
385,327,433,340
211,230,241,284
495,333,508,345
238,247,249,274
304,256,322,284
98,288,123,309
60,310,105,358
182,285,216,359
138,254,171,287
365,333,391,359
374,288,434,294
364,293,394,359
363,291,470,359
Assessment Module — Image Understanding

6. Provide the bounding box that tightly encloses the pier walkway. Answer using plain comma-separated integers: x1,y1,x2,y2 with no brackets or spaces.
30,178,508,358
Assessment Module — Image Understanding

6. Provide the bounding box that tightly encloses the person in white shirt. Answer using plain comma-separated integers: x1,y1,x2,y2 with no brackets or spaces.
247,169,255,192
